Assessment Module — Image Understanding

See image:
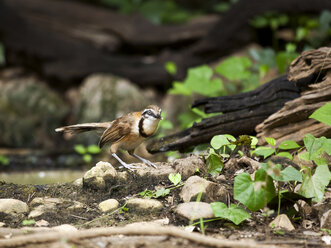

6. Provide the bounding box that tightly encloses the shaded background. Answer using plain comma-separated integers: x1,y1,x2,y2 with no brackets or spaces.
0,0,330,182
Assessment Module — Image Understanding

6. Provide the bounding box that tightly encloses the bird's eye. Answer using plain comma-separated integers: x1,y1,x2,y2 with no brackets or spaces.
147,110,152,115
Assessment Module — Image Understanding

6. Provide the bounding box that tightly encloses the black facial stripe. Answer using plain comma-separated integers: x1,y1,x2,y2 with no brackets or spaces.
138,118,149,138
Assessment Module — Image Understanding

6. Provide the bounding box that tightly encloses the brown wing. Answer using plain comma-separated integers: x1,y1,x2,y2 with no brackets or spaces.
98,115,133,148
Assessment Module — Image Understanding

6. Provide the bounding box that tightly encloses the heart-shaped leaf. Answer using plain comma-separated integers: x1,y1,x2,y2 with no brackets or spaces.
210,202,251,225
169,173,181,186
234,168,276,211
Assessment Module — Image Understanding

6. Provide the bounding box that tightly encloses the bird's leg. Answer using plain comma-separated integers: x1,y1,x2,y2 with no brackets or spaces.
129,152,157,168
112,153,139,171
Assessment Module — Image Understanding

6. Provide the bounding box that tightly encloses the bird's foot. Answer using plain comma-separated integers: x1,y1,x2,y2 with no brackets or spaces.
118,163,140,171
140,158,157,168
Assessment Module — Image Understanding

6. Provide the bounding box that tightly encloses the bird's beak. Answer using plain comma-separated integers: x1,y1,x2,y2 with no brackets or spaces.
156,114,162,120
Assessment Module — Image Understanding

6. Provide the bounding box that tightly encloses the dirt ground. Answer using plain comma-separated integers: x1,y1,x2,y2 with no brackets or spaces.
0,155,330,248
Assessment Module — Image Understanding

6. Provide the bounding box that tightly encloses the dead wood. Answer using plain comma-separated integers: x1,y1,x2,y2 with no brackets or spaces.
256,47,331,145
147,76,300,153
0,225,277,248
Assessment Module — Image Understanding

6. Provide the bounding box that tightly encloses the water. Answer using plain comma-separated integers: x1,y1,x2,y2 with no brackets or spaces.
0,169,85,184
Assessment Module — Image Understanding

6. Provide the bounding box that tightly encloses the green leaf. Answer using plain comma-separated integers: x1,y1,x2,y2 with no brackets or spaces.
168,173,181,186
260,163,302,182
276,152,293,160
215,56,252,81
252,146,275,159
185,65,224,97
210,202,251,225
234,168,276,211
206,151,223,176
309,103,331,126
323,139,331,155
304,134,326,160
250,136,259,147
22,219,35,226
168,81,192,96
0,155,9,166
0,43,5,65
87,145,101,154
74,144,86,155
83,154,92,163
153,188,170,198
278,140,301,150
300,164,331,202
211,135,230,149
280,166,303,182
265,137,276,146
139,189,154,198
165,61,177,75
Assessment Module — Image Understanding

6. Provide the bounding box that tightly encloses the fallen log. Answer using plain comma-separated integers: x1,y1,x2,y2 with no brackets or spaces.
147,47,331,153
256,47,331,145
0,0,330,88
147,75,300,153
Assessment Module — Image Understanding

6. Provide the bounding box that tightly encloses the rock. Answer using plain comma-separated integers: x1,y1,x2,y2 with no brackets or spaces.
0,222,6,227
320,209,331,229
312,201,331,228
175,202,214,220
0,69,68,147
98,199,119,212
71,74,152,144
0,199,29,215
29,197,85,218
35,220,49,227
72,178,83,187
126,198,163,212
173,156,206,180
30,197,63,207
269,214,295,231
180,176,227,203
29,197,62,218
322,235,331,245
136,163,174,178
83,161,118,190
52,224,77,232
126,218,169,228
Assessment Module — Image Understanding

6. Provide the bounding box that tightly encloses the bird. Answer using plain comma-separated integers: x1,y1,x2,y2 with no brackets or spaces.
55,105,162,170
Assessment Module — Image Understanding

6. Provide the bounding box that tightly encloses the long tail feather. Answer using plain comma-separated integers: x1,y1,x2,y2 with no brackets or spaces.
55,122,111,136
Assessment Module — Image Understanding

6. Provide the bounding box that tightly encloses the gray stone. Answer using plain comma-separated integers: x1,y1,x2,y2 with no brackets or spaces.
29,197,85,218
269,214,295,231
98,199,119,212
35,220,49,227
175,202,214,220
173,156,206,180
0,199,29,215
83,161,117,190
180,176,227,203
312,201,331,228
0,70,68,147
52,224,78,232
320,209,331,229
72,178,83,187
71,74,151,144
127,198,163,212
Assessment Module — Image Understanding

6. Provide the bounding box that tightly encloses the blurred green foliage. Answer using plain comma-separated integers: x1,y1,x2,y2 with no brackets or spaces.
0,43,5,66
74,144,101,163
99,0,198,24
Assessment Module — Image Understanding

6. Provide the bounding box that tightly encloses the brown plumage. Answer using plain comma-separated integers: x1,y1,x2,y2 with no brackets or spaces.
55,105,162,170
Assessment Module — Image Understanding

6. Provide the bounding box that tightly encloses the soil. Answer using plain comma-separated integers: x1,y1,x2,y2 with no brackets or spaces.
0,155,330,248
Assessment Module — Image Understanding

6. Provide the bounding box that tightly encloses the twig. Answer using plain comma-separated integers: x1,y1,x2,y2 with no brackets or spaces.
0,225,278,248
